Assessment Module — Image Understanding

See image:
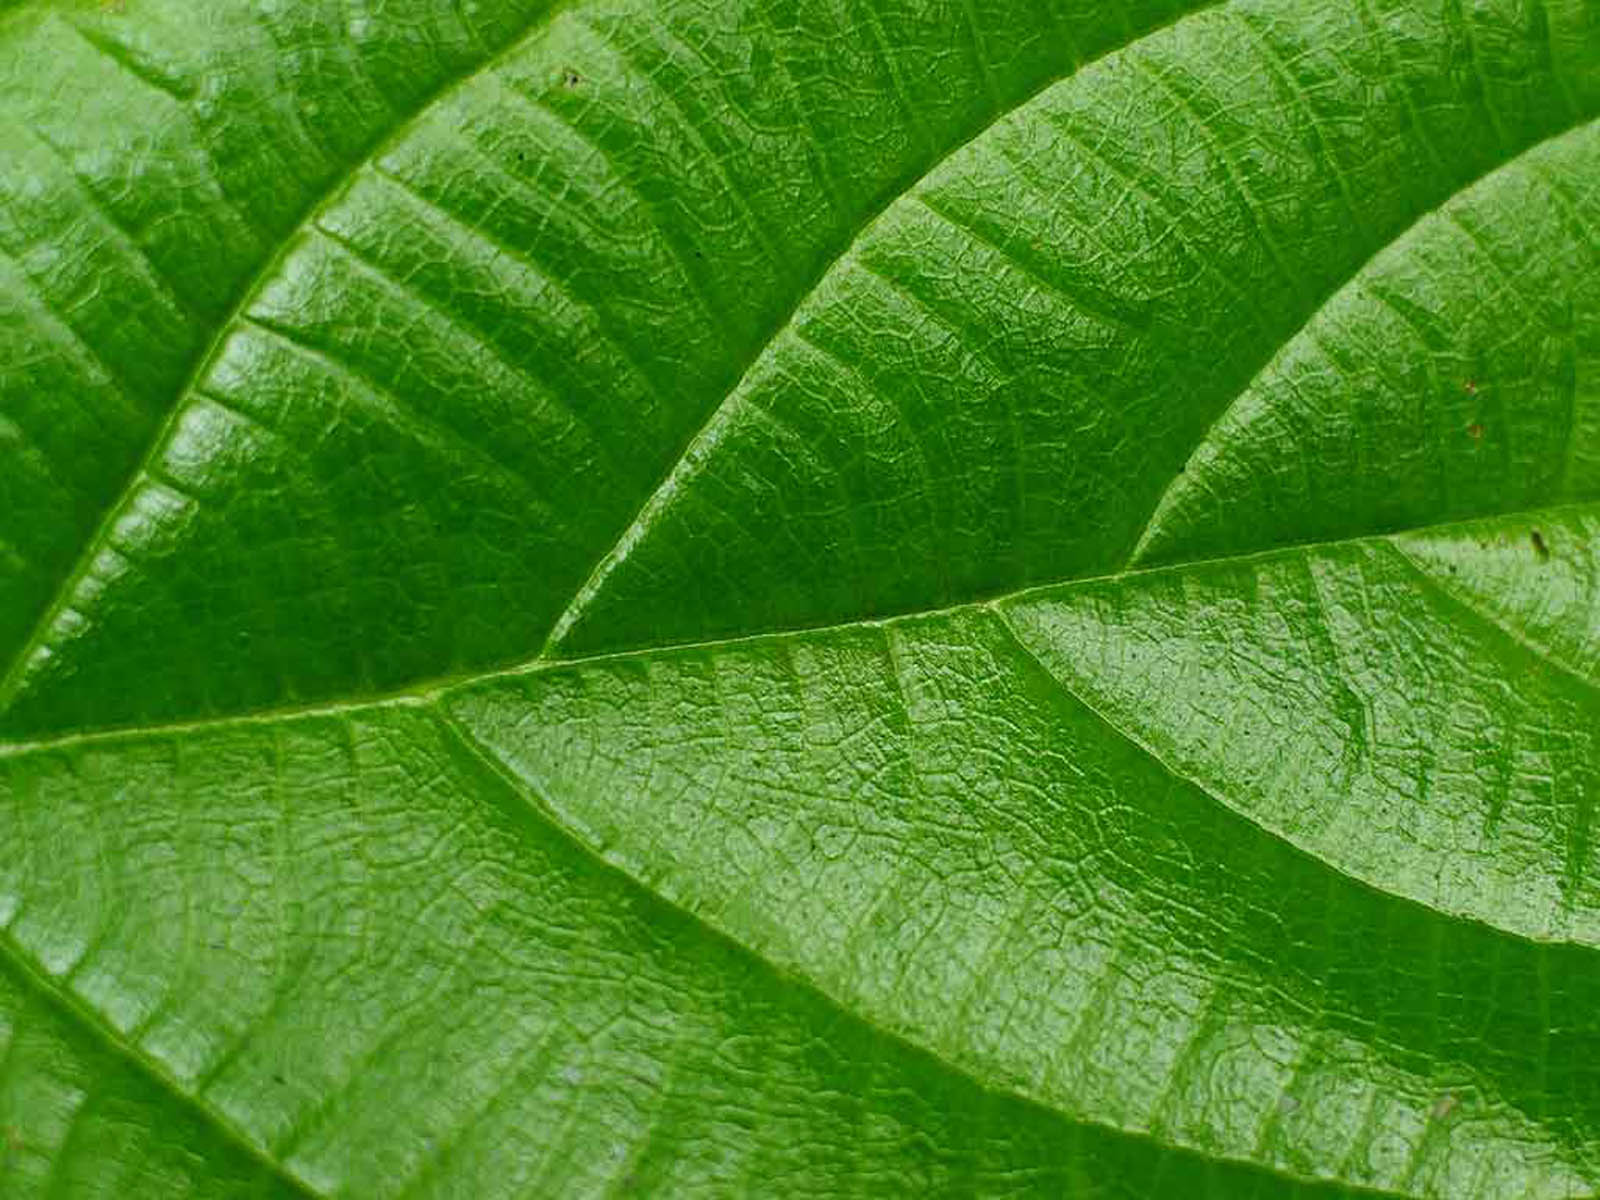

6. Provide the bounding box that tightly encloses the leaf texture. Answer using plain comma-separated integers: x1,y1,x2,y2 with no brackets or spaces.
1,0,1599,1195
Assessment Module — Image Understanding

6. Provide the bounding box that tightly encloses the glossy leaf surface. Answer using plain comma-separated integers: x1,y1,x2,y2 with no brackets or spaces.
1,0,1598,1194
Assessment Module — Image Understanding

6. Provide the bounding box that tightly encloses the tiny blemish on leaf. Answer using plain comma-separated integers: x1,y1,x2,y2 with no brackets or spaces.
1463,378,1478,395
1431,1093,1458,1121
1467,422,1484,441
1531,529,1550,561
560,67,582,89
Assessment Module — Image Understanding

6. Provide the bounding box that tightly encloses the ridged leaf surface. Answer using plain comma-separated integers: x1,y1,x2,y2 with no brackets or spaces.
1,0,1598,1194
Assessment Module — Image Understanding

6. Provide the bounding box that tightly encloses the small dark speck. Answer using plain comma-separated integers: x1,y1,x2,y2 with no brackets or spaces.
272,1073,287,1086
1467,422,1484,441
1531,529,1551,561
560,68,582,89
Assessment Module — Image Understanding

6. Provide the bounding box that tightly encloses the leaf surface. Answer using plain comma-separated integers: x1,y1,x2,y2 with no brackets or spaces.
2,0,1599,1195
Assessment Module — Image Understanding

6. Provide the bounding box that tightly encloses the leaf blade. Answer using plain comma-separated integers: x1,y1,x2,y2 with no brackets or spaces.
3,0,1599,1193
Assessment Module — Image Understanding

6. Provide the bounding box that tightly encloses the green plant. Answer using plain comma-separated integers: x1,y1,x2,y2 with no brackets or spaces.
1,0,1597,1194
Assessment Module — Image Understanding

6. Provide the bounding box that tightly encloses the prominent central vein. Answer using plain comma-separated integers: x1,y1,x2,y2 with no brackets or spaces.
3,497,1593,760
545,70,1597,662
537,0,1227,656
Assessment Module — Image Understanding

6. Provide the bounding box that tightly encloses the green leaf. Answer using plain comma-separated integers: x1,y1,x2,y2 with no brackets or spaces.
1,0,1598,1194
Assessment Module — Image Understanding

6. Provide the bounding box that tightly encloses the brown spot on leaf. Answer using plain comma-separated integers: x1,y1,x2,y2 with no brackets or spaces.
1532,529,1551,561
1467,422,1484,441
1463,378,1478,395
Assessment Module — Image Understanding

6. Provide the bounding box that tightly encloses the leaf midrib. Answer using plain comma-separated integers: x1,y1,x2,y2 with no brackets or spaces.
540,0,1220,652
540,115,1599,659
4,496,1594,761
3,502,1587,1200
5,5,1590,735
0,0,1226,714
1,8,1592,1192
